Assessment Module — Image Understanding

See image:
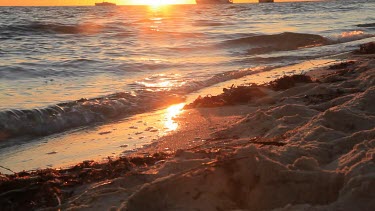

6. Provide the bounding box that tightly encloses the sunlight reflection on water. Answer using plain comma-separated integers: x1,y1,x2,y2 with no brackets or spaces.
164,103,185,131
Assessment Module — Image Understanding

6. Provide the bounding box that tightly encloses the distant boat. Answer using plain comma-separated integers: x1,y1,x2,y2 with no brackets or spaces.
95,2,116,6
196,0,233,4
259,0,274,3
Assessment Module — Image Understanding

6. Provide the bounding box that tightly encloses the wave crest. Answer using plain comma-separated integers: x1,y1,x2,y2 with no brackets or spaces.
331,30,374,43
0,66,271,141
221,32,329,54
0,92,184,140
0,22,105,36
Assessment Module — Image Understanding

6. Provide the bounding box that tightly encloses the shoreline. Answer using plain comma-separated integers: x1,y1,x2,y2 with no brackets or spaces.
0,54,343,173
1,43,374,210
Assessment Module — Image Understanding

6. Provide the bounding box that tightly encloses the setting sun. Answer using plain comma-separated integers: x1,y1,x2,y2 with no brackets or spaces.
1,0,375,209
129,0,190,5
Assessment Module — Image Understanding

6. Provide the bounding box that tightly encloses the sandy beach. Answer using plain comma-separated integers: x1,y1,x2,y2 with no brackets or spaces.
1,43,374,210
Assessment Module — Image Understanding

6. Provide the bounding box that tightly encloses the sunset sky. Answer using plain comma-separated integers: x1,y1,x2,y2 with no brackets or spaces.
0,0,313,6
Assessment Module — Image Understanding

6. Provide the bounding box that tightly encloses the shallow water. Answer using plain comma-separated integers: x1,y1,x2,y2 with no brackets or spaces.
0,0,374,172
0,57,355,172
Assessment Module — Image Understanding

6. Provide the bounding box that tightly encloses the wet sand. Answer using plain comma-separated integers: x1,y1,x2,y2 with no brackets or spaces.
0,56,340,173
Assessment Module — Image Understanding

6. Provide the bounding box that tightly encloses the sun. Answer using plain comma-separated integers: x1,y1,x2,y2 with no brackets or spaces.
130,0,186,5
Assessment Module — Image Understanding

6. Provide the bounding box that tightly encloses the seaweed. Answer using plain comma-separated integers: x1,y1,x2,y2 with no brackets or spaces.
328,61,355,70
0,153,169,210
268,74,313,91
184,85,266,109
185,74,314,109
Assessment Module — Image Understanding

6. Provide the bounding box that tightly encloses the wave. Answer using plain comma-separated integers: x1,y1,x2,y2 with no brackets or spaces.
0,22,106,37
357,23,375,28
0,91,185,140
221,32,329,55
178,66,271,93
0,59,102,79
220,31,374,55
330,30,374,43
193,20,233,27
0,66,270,141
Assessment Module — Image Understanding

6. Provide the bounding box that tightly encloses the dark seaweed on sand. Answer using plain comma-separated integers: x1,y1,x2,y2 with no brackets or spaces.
0,153,169,210
268,74,313,91
328,61,356,70
184,85,267,109
185,74,313,109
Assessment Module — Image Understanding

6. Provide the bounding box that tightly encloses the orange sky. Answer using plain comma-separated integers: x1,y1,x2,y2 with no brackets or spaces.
0,0,310,6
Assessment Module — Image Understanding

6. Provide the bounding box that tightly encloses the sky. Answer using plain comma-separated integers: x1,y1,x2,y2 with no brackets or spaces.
0,0,311,6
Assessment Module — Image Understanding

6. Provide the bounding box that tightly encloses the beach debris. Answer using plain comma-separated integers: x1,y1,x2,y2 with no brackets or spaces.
98,131,112,135
46,151,58,155
268,74,313,91
355,42,375,54
130,126,138,129
184,85,266,109
0,165,15,174
328,61,355,70
185,74,314,109
120,144,129,148
0,153,170,210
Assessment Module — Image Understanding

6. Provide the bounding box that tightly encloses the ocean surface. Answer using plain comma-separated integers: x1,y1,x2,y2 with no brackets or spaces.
0,0,374,171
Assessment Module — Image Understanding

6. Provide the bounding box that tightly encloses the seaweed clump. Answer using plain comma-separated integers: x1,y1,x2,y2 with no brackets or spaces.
0,153,169,210
185,74,314,109
328,61,356,70
268,74,313,91
184,85,266,109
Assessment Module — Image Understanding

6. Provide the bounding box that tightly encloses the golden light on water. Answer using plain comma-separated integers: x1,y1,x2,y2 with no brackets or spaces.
130,0,187,6
164,103,185,131
143,81,173,87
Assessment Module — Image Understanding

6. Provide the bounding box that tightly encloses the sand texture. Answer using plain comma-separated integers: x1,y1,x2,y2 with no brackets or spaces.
1,52,374,211
54,54,375,211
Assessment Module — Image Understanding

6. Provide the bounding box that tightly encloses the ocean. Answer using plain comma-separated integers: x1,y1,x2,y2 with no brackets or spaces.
0,0,374,172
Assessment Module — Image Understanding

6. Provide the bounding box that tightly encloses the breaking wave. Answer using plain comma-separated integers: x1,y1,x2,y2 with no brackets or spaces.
0,66,269,141
0,92,184,140
330,30,374,43
221,32,329,54
220,31,374,55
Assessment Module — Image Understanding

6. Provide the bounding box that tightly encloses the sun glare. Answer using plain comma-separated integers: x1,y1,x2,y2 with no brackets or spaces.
164,103,185,131
132,0,185,6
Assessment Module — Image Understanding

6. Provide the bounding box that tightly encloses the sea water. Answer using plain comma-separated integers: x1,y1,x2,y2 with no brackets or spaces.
0,0,374,172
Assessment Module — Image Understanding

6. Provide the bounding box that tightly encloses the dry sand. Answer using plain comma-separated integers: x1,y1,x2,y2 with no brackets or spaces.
54,52,375,211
